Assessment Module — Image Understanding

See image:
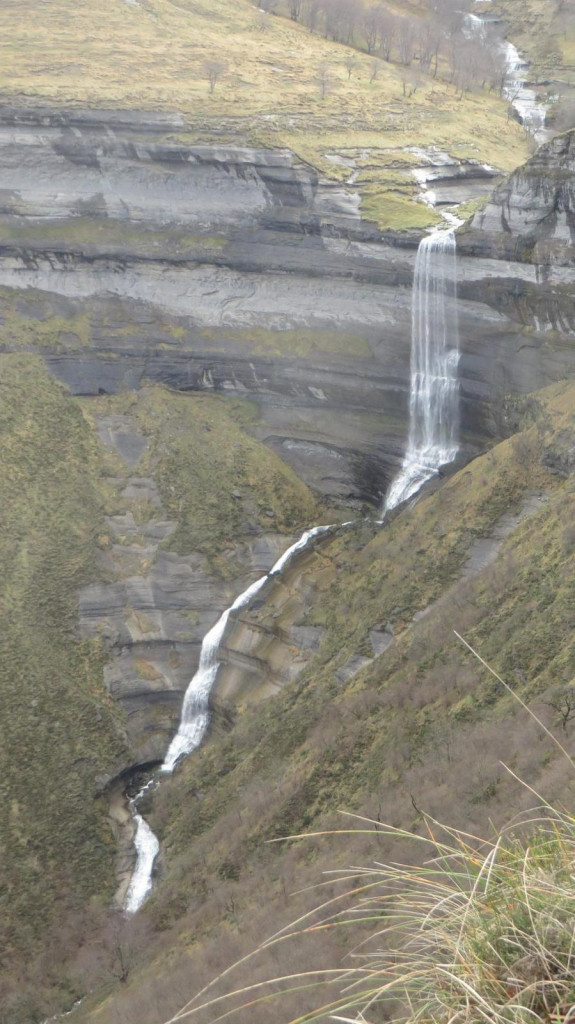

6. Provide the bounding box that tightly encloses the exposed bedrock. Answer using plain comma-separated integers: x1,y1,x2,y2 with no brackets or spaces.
0,111,574,503
79,408,301,767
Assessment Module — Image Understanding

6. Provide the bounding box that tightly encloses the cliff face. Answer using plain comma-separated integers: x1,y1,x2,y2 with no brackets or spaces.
1,110,573,509
457,130,575,418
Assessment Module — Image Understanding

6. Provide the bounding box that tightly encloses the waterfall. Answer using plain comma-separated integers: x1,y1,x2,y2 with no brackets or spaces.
124,805,159,914
162,524,332,773
124,230,459,910
465,10,548,143
385,227,459,512
124,524,333,914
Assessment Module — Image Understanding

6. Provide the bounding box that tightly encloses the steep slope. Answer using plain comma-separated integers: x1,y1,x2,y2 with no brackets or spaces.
0,350,322,1022
0,354,130,1021
75,379,575,1024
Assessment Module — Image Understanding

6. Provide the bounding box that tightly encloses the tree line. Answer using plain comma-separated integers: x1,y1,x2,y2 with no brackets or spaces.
258,0,517,97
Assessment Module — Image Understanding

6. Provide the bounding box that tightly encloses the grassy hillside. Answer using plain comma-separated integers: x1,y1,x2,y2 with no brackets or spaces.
82,387,321,567
0,343,323,1022
76,380,575,1024
0,353,131,1022
0,0,530,228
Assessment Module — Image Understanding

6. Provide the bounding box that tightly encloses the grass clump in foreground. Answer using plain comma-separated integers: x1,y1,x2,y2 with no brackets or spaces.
165,809,575,1024
292,807,575,1024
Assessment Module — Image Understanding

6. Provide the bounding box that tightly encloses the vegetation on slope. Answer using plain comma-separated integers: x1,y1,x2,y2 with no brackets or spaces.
0,347,322,1022
76,381,575,1024
0,353,131,1023
82,387,321,568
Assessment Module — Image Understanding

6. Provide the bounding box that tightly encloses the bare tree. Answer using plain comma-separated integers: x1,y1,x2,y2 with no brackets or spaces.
102,914,150,986
398,17,417,66
378,10,397,62
362,4,381,53
431,0,467,37
288,0,303,20
304,0,322,32
418,21,443,77
316,61,333,99
324,0,358,44
203,60,228,94
344,52,358,79
545,687,575,732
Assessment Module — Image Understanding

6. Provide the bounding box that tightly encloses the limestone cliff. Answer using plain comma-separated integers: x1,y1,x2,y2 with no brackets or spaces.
0,110,573,510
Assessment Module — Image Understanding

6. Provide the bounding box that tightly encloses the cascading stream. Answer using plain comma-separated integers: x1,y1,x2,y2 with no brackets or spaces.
124,227,463,914
124,228,461,910
385,227,459,512
465,10,549,143
124,525,333,914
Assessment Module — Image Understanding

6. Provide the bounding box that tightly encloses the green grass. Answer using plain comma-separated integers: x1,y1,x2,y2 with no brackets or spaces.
197,327,374,359
84,388,320,570
0,353,130,1020
0,216,229,260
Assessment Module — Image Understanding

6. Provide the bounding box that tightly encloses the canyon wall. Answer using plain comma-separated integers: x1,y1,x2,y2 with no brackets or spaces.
2,110,575,774
1,109,573,508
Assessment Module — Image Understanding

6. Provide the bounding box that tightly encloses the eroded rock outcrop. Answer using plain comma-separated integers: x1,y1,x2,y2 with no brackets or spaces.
457,130,575,426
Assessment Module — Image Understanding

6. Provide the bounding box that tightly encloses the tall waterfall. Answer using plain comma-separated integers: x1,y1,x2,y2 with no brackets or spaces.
385,227,459,512
124,229,459,911
124,525,333,914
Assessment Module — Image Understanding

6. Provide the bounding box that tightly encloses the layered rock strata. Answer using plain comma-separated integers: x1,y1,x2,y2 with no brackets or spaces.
0,110,573,505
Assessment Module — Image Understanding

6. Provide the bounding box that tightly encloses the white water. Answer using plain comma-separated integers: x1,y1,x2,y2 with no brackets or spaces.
466,10,548,143
503,39,548,142
162,525,332,773
124,524,333,913
385,227,459,512
124,806,160,914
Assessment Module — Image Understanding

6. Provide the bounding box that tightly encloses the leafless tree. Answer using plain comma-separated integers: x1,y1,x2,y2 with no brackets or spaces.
203,59,228,94
362,4,381,53
402,65,421,97
545,687,575,732
431,0,468,36
323,0,358,44
398,17,417,66
344,52,358,78
316,61,333,99
378,10,397,62
102,914,150,986
288,0,303,20
304,0,322,32
418,21,443,77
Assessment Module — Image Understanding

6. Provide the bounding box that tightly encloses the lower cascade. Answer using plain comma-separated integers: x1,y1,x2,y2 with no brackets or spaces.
124,525,332,914
385,226,459,512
